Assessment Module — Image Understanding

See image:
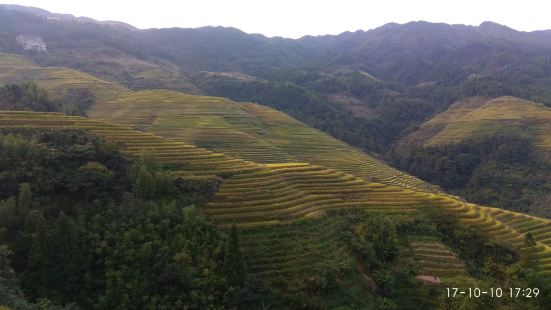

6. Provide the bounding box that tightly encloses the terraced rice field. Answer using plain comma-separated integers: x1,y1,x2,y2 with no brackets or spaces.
0,52,435,191
0,54,124,102
408,238,468,279
88,90,298,164
206,163,430,227
427,195,551,277
402,96,551,153
1,111,550,278
0,111,259,176
87,90,436,191
241,103,437,191
240,216,354,278
1,54,551,281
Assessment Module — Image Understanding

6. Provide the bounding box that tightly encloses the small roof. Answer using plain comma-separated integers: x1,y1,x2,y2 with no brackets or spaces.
416,275,442,284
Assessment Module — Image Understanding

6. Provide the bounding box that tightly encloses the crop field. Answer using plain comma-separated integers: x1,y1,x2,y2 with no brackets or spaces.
1,54,551,283
0,53,125,102
240,216,355,278
88,90,299,163
403,96,551,153
407,237,468,279
1,110,551,281
241,103,438,191
0,111,259,176
425,195,551,277
1,109,551,283
0,53,436,191
206,163,432,227
87,89,436,191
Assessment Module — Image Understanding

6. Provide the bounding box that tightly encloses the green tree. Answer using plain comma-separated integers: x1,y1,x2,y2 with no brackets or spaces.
223,224,247,286
17,183,32,216
355,216,399,263
0,197,17,243
377,297,397,310
524,232,536,247
143,152,160,174
43,212,86,304
134,165,154,200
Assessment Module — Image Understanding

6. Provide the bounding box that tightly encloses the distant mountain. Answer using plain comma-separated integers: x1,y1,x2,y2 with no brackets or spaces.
2,4,551,154
2,7,551,309
0,4,137,30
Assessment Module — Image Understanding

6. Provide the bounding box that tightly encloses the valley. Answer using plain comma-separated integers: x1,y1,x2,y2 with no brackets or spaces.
1,4,551,309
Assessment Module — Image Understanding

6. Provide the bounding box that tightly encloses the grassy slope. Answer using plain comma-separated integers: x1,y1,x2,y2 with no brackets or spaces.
402,96,551,153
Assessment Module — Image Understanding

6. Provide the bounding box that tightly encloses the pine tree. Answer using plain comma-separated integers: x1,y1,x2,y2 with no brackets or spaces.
223,224,247,286
134,165,154,200
17,183,32,217
0,197,17,242
45,211,83,303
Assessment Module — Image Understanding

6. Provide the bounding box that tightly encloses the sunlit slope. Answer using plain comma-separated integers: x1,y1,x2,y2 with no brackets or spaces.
1,111,550,278
0,53,125,102
402,96,551,151
87,89,436,191
0,111,259,176
88,90,298,164
206,163,427,227
0,53,434,191
240,103,437,191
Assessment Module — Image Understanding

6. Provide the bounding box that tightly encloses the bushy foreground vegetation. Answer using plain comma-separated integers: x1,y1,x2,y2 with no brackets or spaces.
0,130,250,309
0,129,549,309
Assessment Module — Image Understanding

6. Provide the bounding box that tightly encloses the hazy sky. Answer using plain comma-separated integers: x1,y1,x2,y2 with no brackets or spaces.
4,0,551,38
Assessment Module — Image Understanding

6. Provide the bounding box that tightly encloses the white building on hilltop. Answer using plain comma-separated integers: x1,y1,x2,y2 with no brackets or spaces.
16,35,47,52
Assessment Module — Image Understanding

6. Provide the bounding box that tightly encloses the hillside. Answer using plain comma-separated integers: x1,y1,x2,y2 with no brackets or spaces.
0,52,435,192
4,5,551,154
1,110,551,308
400,96,551,154
1,53,551,307
394,96,551,218
1,6,551,307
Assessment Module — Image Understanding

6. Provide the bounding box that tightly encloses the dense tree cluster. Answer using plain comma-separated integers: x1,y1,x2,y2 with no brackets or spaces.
0,130,249,309
0,83,94,115
339,212,408,300
393,132,551,217
0,83,58,112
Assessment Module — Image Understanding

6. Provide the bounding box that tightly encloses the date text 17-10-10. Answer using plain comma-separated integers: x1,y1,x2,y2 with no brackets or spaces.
447,287,540,298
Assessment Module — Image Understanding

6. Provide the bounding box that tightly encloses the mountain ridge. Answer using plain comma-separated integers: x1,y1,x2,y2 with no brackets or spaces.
4,4,551,155
2,6,551,308
3,4,551,39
